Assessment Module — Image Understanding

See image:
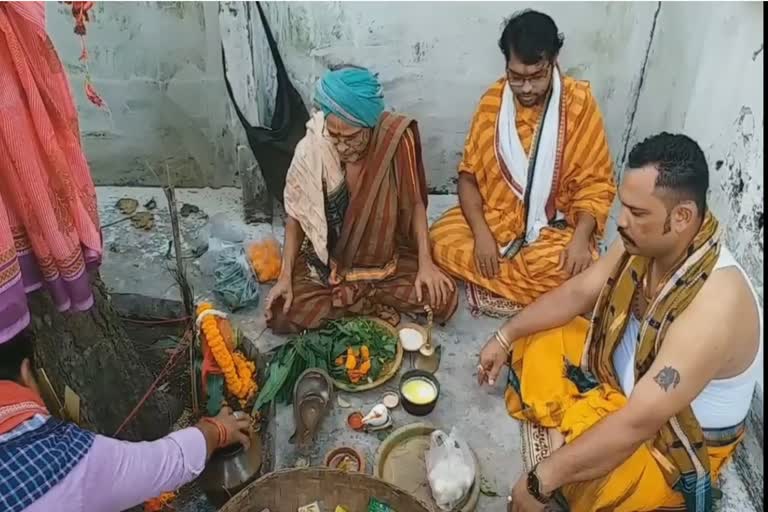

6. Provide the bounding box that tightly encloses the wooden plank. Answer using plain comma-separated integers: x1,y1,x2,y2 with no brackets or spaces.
64,385,81,425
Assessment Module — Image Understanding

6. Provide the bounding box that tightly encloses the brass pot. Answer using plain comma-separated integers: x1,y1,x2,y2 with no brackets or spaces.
197,428,263,507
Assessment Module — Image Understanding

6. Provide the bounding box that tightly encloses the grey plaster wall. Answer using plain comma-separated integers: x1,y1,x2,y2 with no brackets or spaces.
49,2,762,301
222,1,658,193
623,1,764,303
46,2,258,191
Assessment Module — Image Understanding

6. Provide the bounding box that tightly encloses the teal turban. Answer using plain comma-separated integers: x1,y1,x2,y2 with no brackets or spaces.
313,67,385,128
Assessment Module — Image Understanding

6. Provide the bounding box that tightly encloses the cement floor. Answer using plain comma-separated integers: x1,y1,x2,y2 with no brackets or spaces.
266,285,517,512
97,186,756,512
99,187,515,510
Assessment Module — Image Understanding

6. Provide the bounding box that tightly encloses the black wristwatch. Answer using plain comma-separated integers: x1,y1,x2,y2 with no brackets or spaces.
526,464,552,504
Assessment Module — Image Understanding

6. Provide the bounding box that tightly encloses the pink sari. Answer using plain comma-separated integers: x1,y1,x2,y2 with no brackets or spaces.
0,2,101,343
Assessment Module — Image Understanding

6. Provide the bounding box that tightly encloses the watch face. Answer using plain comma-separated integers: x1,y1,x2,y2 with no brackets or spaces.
527,470,540,497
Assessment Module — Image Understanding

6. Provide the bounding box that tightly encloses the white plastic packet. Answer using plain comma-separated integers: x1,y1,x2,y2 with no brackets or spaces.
426,428,476,511
198,215,243,276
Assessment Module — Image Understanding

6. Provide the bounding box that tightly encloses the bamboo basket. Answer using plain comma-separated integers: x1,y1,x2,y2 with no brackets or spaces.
218,467,432,512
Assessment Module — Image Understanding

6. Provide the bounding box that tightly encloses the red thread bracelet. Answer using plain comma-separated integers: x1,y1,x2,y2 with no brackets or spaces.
217,421,228,447
201,418,228,448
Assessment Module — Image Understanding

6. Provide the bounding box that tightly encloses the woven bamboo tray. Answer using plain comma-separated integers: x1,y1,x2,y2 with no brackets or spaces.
218,467,431,512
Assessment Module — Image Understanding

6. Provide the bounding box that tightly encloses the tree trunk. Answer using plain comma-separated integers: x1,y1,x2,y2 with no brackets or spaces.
26,273,181,441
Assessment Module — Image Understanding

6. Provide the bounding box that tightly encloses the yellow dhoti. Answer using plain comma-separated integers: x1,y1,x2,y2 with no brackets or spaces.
506,317,742,512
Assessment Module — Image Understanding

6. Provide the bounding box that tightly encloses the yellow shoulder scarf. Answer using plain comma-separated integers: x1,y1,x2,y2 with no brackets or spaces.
582,212,721,512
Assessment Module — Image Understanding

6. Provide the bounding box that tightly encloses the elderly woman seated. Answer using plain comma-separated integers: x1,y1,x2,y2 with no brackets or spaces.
265,66,457,333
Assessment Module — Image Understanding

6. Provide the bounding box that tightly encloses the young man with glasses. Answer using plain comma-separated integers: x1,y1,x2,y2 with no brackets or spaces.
430,10,616,316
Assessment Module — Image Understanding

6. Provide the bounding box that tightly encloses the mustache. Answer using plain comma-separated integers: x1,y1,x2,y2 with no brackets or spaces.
618,228,636,246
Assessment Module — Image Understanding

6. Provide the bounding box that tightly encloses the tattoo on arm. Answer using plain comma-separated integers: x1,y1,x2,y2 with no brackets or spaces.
653,366,681,392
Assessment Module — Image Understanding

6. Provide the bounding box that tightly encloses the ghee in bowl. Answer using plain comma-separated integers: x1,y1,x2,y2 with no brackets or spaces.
401,378,437,405
399,370,440,416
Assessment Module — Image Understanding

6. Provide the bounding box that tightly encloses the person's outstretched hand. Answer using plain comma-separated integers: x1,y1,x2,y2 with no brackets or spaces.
214,406,252,449
197,406,252,457
477,334,509,386
264,276,293,321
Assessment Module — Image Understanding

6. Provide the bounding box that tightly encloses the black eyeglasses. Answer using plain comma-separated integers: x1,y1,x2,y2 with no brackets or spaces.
506,64,552,88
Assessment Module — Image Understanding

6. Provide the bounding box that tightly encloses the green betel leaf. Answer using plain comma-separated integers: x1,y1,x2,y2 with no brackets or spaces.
206,374,225,416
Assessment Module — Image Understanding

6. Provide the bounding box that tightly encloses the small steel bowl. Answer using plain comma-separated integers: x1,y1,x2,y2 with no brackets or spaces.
398,323,427,352
399,369,440,416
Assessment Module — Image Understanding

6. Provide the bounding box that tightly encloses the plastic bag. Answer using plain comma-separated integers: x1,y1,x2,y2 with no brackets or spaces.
198,213,245,276
426,428,475,511
213,246,260,311
209,212,246,244
367,498,395,512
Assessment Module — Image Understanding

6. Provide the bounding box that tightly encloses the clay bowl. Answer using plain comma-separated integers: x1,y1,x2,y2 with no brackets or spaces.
197,427,263,508
399,369,440,417
347,411,365,431
324,446,366,473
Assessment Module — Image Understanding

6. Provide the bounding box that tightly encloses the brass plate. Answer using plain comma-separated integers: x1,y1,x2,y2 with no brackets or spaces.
374,422,480,512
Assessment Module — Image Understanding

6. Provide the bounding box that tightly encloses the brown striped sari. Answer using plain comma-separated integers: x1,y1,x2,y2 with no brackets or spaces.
269,112,458,333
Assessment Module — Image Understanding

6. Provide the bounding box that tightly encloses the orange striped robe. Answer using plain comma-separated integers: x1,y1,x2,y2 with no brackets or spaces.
269,113,458,334
430,77,615,305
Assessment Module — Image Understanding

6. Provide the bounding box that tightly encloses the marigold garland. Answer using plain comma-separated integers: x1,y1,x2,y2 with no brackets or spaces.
196,302,257,401
144,491,176,512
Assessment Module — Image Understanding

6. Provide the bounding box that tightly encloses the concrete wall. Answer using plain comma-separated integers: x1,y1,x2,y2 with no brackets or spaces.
625,1,764,303
225,1,659,193
50,2,762,301
47,2,260,192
